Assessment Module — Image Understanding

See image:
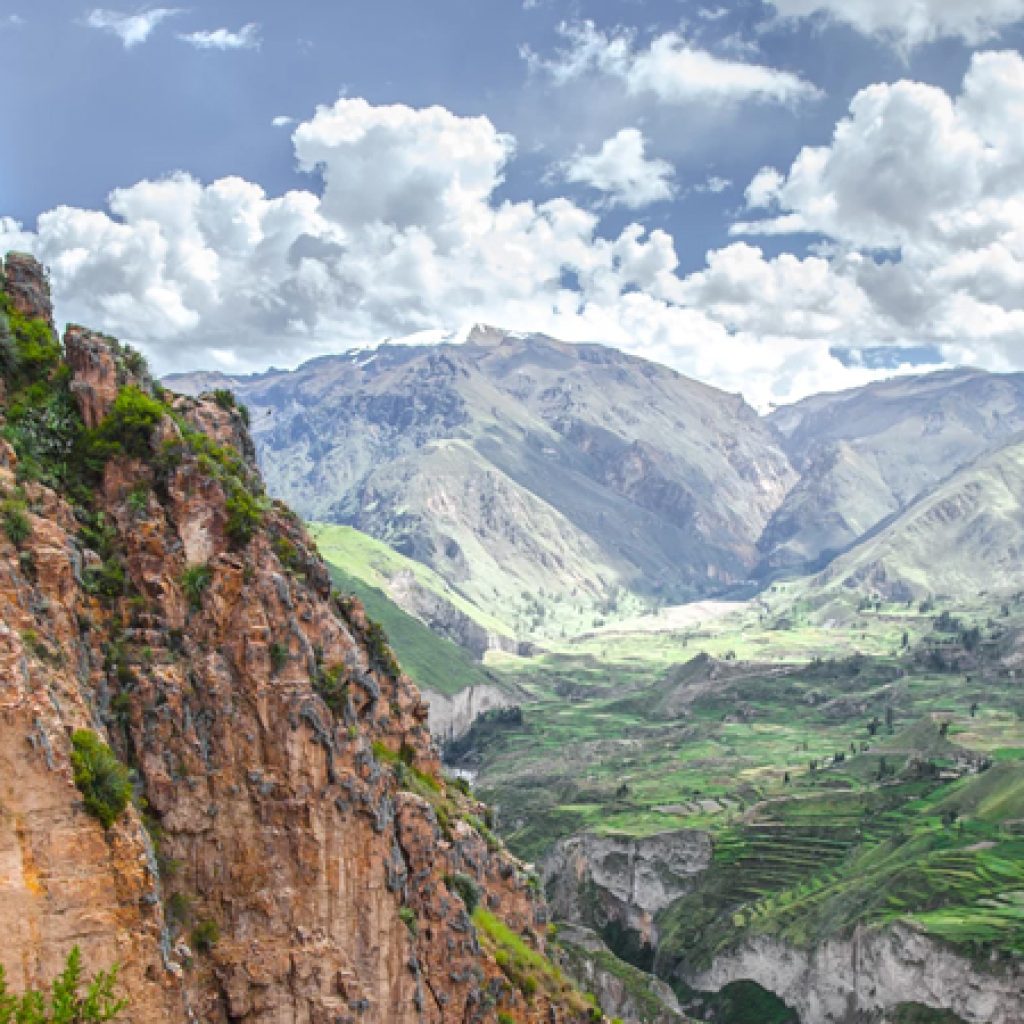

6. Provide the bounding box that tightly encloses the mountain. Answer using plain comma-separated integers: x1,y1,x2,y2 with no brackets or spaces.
168,327,796,639
805,434,1024,603
0,254,596,1023
762,369,1024,573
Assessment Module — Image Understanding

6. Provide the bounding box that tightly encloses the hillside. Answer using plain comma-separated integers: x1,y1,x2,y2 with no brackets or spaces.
168,327,796,637
761,370,1024,573
0,254,597,1024
805,436,1024,604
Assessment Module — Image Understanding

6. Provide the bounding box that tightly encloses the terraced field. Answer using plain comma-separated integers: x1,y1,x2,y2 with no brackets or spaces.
454,592,1024,969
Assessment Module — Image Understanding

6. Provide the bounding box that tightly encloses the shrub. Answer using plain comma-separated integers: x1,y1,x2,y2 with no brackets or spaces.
181,563,213,611
70,730,133,829
446,873,481,915
96,386,165,459
190,919,219,954
1,497,30,545
82,558,127,600
0,945,126,1023
366,619,401,679
211,388,236,411
224,485,261,546
272,535,301,574
269,642,288,674
125,484,149,518
398,906,417,935
315,663,348,714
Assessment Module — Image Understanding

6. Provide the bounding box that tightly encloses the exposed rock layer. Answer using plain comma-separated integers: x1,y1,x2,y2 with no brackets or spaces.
542,831,712,948
688,925,1024,1024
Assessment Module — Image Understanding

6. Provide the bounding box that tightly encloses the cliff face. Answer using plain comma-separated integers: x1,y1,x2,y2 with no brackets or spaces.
542,832,712,952
688,925,1024,1024
0,254,594,1023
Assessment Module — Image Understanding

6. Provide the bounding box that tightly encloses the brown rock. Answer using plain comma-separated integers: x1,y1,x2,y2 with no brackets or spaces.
1,252,53,327
64,325,121,428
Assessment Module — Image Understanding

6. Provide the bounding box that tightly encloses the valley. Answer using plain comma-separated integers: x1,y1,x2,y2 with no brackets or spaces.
171,329,1024,1022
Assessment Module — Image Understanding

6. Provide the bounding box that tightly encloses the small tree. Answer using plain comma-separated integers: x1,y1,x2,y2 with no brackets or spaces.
0,945,126,1023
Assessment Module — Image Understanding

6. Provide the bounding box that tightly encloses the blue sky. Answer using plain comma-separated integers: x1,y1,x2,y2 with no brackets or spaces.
3,0,1024,407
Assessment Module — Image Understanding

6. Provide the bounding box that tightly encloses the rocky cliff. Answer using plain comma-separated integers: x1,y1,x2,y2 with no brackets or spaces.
687,925,1024,1024
0,254,596,1023
542,831,712,955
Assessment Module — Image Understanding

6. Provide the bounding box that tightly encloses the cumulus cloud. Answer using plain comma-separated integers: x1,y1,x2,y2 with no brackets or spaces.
767,0,1024,48
734,50,1024,371
559,129,675,208
179,22,261,51
85,7,179,48
0,90,984,409
525,20,820,106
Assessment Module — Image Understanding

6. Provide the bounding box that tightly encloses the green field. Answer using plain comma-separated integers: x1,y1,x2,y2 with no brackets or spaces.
457,591,1024,970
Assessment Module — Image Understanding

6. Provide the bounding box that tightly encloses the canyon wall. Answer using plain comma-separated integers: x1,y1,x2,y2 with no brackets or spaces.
0,253,593,1024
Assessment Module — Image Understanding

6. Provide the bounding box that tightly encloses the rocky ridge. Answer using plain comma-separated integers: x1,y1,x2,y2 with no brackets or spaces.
0,254,597,1023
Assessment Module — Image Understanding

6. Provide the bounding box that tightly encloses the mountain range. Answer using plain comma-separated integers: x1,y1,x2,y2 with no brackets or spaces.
169,331,1024,647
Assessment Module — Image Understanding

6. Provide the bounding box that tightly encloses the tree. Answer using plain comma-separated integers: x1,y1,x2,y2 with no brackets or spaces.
0,946,126,1023
970,701,979,718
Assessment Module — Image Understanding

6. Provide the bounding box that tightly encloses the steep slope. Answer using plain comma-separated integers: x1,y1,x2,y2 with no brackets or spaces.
169,328,796,637
762,369,1024,573
805,435,1024,602
0,254,595,1024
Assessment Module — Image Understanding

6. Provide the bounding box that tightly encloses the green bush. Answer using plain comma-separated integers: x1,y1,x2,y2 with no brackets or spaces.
70,730,133,829
1,497,30,545
224,485,261,546
315,663,349,714
190,919,219,954
95,386,165,459
211,388,235,410
0,945,126,1023
446,872,481,915
82,558,127,600
269,641,288,674
181,563,213,611
398,906,417,935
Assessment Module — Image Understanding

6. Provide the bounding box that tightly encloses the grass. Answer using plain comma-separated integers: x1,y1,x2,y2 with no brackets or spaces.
325,563,497,696
473,907,598,1014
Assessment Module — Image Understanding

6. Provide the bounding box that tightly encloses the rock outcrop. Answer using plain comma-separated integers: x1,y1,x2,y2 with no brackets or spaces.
425,683,519,743
687,924,1024,1024
0,254,596,1024
555,924,688,1024
543,831,712,951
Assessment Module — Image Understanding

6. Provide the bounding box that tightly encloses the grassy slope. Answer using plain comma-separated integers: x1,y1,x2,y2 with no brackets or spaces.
310,522,509,635
323,561,495,697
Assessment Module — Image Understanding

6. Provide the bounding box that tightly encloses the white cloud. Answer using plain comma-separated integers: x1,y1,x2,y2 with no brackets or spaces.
179,22,261,51
0,92,982,410
85,7,179,48
560,129,675,208
525,21,820,106
734,50,1024,371
768,0,1024,48
698,175,732,194
271,116,294,128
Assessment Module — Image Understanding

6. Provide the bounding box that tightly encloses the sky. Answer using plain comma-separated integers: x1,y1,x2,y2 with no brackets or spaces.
2,1,1024,408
